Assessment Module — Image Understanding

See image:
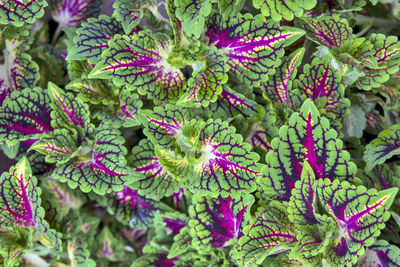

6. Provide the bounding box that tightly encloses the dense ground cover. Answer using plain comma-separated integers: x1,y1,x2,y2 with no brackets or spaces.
0,0,400,266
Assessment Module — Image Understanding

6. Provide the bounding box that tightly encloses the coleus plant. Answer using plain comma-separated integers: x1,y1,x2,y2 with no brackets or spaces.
0,0,400,266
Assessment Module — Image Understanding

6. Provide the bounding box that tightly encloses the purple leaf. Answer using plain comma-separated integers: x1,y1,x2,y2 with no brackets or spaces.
0,40,39,106
0,88,53,144
259,99,357,201
318,179,398,266
50,0,102,28
128,139,180,199
192,119,261,197
206,13,304,87
189,194,253,250
67,15,125,64
89,32,185,104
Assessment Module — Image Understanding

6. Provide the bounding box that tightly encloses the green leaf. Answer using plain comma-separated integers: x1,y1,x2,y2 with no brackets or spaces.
52,123,134,195
364,124,400,172
67,236,96,267
261,48,304,108
0,0,47,26
29,129,78,164
206,13,305,87
302,15,352,48
128,139,180,199
112,0,156,34
259,99,357,201
238,202,297,266
252,0,317,21
0,158,61,252
342,104,367,138
317,179,398,266
178,48,228,107
357,34,400,90
48,82,94,137
0,40,40,106
140,104,192,150
0,88,53,145
89,32,185,104
192,119,261,197
67,15,124,64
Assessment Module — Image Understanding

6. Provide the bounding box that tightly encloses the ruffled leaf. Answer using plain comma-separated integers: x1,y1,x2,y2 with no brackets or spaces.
318,179,398,266
295,57,350,120
89,32,185,103
48,82,93,137
261,48,304,108
95,227,125,261
0,88,53,145
206,13,305,87
252,0,317,22
128,139,180,199
52,123,134,195
29,129,78,164
259,99,357,201
140,104,191,149
357,34,400,90
67,236,96,266
364,124,400,172
112,0,156,34
0,158,61,251
49,0,102,28
302,16,352,48
192,119,261,197
0,0,47,26
67,15,124,64
178,48,228,107
189,194,253,250
239,202,297,266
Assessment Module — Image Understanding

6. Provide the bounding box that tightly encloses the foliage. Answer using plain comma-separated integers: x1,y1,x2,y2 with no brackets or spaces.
0,0,400,266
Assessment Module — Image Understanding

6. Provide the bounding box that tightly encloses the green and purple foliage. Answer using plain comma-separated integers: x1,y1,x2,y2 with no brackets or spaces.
0,1,400,266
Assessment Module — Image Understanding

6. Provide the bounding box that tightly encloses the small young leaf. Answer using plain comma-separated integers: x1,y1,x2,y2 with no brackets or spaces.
112,0,156,34
140,104,191,149
175,0,215,38
178,48,228,107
